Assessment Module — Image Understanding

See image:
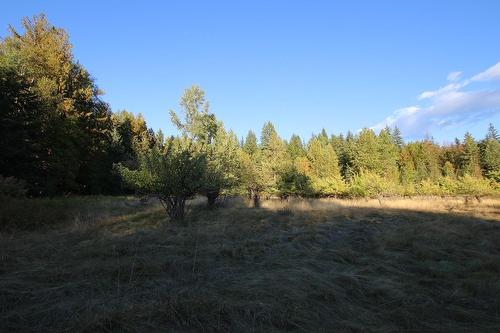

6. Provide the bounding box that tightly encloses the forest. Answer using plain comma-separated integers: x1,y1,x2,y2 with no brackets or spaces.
1,15,499,214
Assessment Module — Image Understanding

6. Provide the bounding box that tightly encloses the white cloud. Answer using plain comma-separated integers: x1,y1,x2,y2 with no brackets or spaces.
418,82,466,100
447,71,462,82
372,61,500,138
471,62,500,82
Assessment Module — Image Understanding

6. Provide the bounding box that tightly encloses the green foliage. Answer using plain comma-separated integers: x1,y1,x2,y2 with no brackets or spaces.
456,175,496,196
257,121,286,196
459,133,482,177
169,86,240,207
286,134,306,160
203,126,242,205
400,141,441,183
351,128,381,174
0,14,113,195
305,136,345,196
277,165,312,197
417,179,443,196
391,126,404,149
170,85,217,144
2,15,498,203
485,123,499,141
243,130,258,156
347,172,397,198
260,121,279,149
377,128,399,180
479,137,500,181
117,136,207,220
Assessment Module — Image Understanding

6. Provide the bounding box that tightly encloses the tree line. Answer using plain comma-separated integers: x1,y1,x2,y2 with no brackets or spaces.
1,16,499,218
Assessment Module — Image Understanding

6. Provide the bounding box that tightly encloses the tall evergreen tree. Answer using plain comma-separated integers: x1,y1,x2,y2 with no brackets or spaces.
286,134,306,160
305,136,344,195
459,132,482,177
480,127,500,181
391,126,404,149
1,14,113,195
258,121,286,196
243,130,258,156
378,128,399,180
352,128,382,175
260,121,278,149
485,123,499,141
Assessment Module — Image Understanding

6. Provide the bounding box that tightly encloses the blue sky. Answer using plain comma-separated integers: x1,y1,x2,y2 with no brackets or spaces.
2,1,499,143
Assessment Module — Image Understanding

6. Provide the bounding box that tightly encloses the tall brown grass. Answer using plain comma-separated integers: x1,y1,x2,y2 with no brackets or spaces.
0,196,499,332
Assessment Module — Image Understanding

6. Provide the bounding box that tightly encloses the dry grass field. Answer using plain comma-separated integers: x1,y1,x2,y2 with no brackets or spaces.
1,196,499,332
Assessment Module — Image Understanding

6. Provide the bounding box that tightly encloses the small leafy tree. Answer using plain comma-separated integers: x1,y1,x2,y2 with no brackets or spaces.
169,85,235,207
117,136,206,220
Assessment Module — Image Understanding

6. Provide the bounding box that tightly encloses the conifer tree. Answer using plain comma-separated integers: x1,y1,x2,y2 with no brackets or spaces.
305,136,344,196
1,14,113,195
259,122,286,196
459,133,482,177
243,130,258,156
352,128,382,175
485,123,499,141
377,128,399,180
391,126,404,149
479,127,500,181
286,134,306,160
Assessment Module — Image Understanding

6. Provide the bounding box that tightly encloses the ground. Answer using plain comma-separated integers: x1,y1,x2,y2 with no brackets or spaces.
1,196,499,332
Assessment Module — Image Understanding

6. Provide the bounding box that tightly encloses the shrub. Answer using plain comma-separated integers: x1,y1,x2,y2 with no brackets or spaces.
347,172,396,198
311,176,347,197
438,177,460,195
400,183,417,197
417,179,442,196
277,166,313,198
456,175,495,196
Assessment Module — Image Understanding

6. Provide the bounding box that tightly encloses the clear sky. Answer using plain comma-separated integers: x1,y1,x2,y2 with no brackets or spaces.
2,1,499,143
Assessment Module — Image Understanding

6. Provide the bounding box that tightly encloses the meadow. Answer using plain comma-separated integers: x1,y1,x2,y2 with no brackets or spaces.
1,196,499,332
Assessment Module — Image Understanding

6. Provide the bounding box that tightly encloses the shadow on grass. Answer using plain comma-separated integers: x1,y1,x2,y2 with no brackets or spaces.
0,198,499,332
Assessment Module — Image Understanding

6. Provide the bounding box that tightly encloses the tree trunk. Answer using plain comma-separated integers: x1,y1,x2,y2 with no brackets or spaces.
159,195,186,221
206,190,219,209
253,192,261,208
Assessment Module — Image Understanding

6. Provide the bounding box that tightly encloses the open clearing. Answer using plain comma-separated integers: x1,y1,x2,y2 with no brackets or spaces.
1,197,499,332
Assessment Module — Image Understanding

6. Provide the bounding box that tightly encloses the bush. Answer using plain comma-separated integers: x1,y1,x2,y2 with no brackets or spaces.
438,177,460,195
456,175,495,196
277,166,313,198
311,176,346,197
417,179,443,196
347,172,397,198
